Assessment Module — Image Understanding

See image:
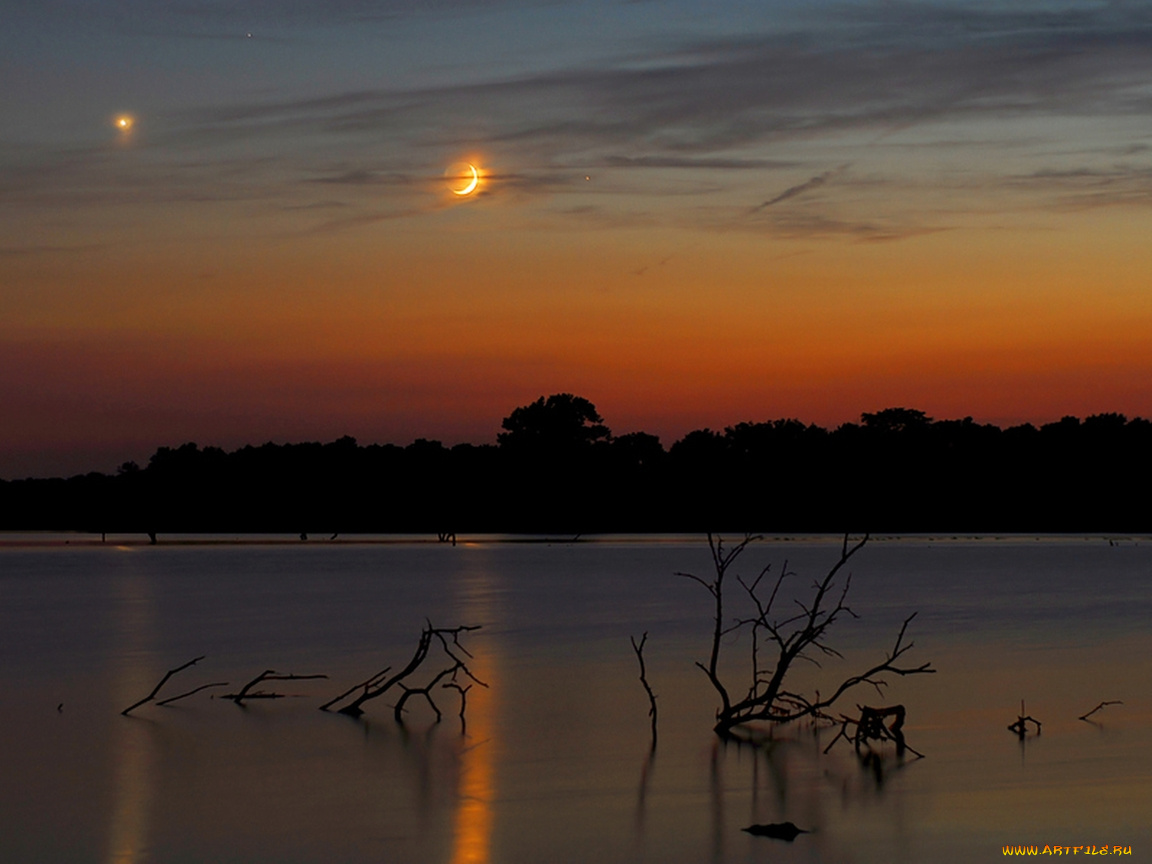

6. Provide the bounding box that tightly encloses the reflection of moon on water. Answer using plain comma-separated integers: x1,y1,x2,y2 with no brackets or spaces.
449,552,500,864
446,162,480,196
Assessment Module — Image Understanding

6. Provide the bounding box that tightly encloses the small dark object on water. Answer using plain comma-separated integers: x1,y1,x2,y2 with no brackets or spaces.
1008,699,1041,738
1079,700,1122,722
742,821,810,841
57,703,63,713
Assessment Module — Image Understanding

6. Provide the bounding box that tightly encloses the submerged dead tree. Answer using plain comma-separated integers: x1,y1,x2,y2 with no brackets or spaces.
1008,700,1042,737
823,704,925,758
121,656,228,715
222,670,328,704
631,632,658,750
680,533,934,737
320,622,485,724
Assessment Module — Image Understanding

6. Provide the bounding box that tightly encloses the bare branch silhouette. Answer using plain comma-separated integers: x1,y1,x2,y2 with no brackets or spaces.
155,682,229,706
1008,700,1042,737
323,622,486,725
318,667,392,712
631,632,658,750
222,670,328,704
682,534,934,736
121,656,206,715
1079,700,1122,721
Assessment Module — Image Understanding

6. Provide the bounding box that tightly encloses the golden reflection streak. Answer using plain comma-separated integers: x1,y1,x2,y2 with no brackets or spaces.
107,570,157,864
107,722,155,864
449,554,500,864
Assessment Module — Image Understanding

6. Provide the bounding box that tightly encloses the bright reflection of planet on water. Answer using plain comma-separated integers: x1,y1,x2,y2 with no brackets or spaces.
445,161,481,196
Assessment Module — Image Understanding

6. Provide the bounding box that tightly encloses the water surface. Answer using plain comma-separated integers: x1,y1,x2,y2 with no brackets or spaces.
2,535,1149,862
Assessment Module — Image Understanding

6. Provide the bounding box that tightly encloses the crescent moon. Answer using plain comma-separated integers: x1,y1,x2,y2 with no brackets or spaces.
453,164,479,196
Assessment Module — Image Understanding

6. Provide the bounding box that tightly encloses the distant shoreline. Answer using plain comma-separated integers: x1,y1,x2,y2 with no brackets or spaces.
1,531,1146,549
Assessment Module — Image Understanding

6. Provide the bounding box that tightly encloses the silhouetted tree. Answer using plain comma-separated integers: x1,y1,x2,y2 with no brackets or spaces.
680,534,934,738
497,393,610,453
860,407,932,433
4,400,1152,532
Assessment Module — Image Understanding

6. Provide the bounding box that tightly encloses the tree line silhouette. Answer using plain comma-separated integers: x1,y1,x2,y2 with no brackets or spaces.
1,395,1148,533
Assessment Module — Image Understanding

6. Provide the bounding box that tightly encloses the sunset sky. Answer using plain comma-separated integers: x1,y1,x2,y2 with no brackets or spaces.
3,0,1151,477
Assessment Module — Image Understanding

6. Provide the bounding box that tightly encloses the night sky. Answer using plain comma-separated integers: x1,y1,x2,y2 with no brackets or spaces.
3,0,1151,477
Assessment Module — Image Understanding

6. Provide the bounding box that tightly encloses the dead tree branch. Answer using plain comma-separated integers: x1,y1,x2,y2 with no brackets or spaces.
824,705,925,758
443,682,471,733
676,533,763,720
318,667,392,712
393,662,465,722
222,670,328,704
682,534,935,737
1008,700,1042,737
155,682,229,706
324,622,486,724
1079,701,1122,721
121,656,206,715
631,632,658,750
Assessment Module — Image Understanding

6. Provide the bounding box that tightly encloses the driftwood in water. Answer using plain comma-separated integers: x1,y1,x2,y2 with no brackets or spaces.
322,623,485,724
1008,700,1042,737
122,656,217,715
318,666,393,712
1079,700,1122,721
857,705,907,754
222,670,328,704
155,682,230,706
443,681,472,733
393,664,462,722
680,533,934,736
742,821,810,841
630,632,658,750
823,703,924,758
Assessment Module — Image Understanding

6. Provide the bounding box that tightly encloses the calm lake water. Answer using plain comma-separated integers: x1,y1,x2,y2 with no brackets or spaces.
2,535,1150,863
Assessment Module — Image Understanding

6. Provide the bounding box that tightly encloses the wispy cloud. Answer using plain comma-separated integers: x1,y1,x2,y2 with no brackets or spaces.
749,165,847,214
1012,164,1152,211
8,1,1152,235
166,2,1152,168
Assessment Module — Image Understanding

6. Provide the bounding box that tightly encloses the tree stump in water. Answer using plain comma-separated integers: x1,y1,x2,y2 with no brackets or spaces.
856,704,907,755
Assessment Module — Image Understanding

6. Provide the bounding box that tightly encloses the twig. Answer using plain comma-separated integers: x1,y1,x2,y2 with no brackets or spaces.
121,656,205,715
318,667,392,712
393,663,462,722
222,670,328,704
327,623,486,720
156,682,229,706
631,632,658,750
1079,700,1123,721
443,682,471,733
1008,700,1042,737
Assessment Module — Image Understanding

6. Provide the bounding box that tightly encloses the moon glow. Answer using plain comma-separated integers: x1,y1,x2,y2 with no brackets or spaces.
447,162,480,196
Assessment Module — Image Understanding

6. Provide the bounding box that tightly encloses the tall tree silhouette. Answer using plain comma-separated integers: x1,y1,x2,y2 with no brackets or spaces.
497,394,610,453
